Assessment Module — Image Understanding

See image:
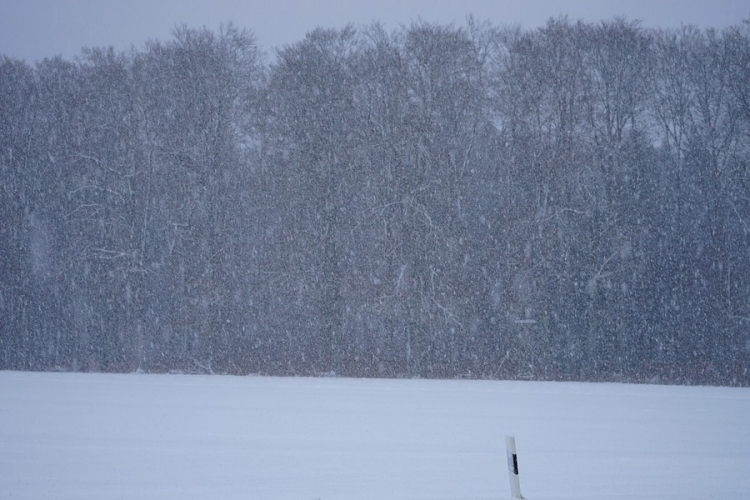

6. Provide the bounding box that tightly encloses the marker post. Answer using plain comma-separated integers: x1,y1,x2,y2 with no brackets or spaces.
505,435,524,499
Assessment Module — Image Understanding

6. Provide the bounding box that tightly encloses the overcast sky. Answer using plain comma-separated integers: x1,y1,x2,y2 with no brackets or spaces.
1,0,748,63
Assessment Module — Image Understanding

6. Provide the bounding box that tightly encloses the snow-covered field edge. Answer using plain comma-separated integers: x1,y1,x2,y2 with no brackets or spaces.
1,370,749,499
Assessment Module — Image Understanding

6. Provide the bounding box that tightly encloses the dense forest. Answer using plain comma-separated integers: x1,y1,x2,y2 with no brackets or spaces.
2,16,750,385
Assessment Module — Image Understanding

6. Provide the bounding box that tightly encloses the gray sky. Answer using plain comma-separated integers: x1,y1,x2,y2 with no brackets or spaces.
1,0,748,62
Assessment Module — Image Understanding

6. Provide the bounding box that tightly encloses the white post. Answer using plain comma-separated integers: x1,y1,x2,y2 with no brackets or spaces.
505,435,524,499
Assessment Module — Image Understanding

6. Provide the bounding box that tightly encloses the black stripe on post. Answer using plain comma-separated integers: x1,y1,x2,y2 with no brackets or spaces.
512,453,519,475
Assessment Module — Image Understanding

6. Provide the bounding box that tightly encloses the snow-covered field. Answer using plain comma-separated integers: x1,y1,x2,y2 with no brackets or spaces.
1,371,748,500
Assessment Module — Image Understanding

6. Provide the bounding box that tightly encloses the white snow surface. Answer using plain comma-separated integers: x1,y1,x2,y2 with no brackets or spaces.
1,371,748,500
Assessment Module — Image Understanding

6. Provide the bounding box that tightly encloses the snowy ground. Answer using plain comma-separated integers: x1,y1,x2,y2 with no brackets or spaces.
1,371,748,500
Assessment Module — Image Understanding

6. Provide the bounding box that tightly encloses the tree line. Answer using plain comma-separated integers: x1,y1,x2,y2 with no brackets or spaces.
2,17,749,385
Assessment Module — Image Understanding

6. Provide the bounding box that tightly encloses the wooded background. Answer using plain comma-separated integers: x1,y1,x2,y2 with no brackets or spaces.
2,17,749,385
